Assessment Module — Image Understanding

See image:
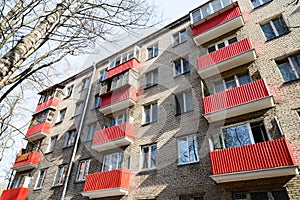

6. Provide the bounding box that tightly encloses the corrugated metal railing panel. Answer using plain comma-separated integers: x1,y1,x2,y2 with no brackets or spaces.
92,123,134,146
192,6,241,37
107,58,140,79
0,188,29,200
34,97,59,113
202,79,270,114
197,38,253,70
13,152,41,168
25,122,51,138
100,86,137,108
84,169,130,192
210,139,296,175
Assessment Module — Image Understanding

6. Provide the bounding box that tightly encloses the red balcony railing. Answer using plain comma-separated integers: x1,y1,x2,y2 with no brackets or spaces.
13,151,40,170
107,58,140,79
25,122,51,139
192,6,242,37
210,139,296,175
202,79,271,114
35,97,59,113
93,123,134,146
0,188,28,200
100,86,137,109
197,38,254,70
83,169,130,196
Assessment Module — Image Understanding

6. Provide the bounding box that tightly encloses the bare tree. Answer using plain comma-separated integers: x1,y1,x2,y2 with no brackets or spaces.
0,0,157,102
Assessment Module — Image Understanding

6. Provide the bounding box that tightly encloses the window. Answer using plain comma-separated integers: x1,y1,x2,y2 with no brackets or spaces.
35,169,47,189
251,0,272,8
56,108,66,123
145,69,158,88
147,44,159,59
180,196,203,200
102,152,124,172
233,190,289,200
98,69,107,83
178,135,199,165
76,159,90,182
99,71,129,94
109,47,140,69
212,121,269,150
86,123,96,141
207,36,238,53
65,85,73,98
54,165,68,186
213,73,251,93
191,0,234,23
81,77,90,90
74,102,84,116
175,92,193,114
277,53,300,82
94,95,101,108
261,16,289,41
143,103,158,124
173,58,190,76
47,136,58,153
141,144,157,170
173,29,187,46
108,111,128,127
12,174,31,188
64,130,76,147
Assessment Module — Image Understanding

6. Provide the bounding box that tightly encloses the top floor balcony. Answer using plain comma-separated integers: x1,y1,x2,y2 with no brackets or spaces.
209,139,298,183
107,58,140,79
34,97,60,114
191,2,244,46
197,38,256,79
12,151,41,172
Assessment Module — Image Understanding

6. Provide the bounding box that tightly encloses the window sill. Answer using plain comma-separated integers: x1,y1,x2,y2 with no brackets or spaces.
173,71,190,78
146,55,158,62
51,184,63,189
63,145,74,150
281,78,300,85
74,180,85,184
63,95,71,100
54,121,63,125
177,160,200,167
141,121,157,127
172,40,187,48
33,188,43,191
44,151,53,155
265,31,291,43
71,114,81,119
144,84,158,90
138,168,157,174
175,110,194,116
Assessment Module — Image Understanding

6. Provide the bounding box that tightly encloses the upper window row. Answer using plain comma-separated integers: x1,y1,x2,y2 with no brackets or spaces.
251,0,272,8
109,47,140,69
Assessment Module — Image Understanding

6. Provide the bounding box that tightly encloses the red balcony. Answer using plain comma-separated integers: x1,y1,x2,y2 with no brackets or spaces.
82,169,130,199
0,188,28,200
92,123,134,152
107,58,140,79
35,97,59,113
209,139,298,183
197,38,256,79
25,122,51,141
99,85,137,115
192,6,244,45
12,151,41,172
202,79,274,122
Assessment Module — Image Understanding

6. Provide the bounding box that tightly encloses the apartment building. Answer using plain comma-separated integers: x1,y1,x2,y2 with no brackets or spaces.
1,0,300,199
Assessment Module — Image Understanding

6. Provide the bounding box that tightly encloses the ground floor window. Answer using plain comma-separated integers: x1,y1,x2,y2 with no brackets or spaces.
233,189,289,200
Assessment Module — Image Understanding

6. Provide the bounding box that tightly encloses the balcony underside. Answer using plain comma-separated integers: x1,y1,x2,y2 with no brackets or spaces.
210,165,299,183
204,96,274,122
26,132,47,141
99,98,136,115
82,188,128,199
198,49,256,79
194,16,244,46
12,163,38,172
92,137,133,152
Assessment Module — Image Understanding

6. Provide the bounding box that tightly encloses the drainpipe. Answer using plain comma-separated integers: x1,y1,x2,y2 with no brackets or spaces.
61,63,96,200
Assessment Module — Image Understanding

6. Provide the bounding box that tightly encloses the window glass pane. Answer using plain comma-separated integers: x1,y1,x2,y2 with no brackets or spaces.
222,0,232,7
217,42,225,50
250,121,268,143
225,77,237,90
153,70,158,85
175,94,184,114
238,73,251,86
174,60,182,75
272,190,289,200
212,0,222,12
212,134,223,150
222,124,252,148
154,45,158,57
118,152,124,169
278,62,296,82
188,136,199,162
228,37,238,45
251,0,261,8
128,50,134,60
201,4,212,18
208,46,216,53
183,59,190,73
142,147,149,169
273,17,288,36
103,156,110,171
290,55,300,77
150,145,157,168
152,104,158,122
173,34,179,45
214,80,225,93
179,138,188,164
145,73,152,88
115,57,121,66
144,105,151,123
261,23,276,40
111,154,118,170
180,30,187,42
192,10,201,23
111,77,117,90
250,192,268,200
185,92,194,112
